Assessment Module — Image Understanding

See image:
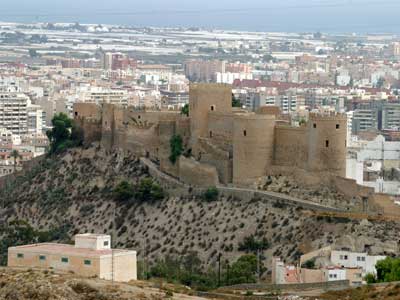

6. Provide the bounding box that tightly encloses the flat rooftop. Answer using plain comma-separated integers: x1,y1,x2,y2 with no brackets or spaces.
9,243,135,258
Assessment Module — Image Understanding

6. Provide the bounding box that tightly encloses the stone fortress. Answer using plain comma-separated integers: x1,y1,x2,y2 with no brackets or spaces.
74,83,348,189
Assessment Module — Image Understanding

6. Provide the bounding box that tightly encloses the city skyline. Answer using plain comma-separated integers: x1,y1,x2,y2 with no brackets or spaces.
1,0,400,33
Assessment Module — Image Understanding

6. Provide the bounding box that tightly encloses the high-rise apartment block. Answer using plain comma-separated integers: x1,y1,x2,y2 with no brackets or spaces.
0,92,29,135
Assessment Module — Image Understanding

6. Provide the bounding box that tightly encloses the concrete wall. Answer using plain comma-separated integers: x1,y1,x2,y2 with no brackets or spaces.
223,280,350,292
8,246,136,282
233,113,275,185
75,234,110,250
8,247,100,278
99,252,137,282
300,268,325,284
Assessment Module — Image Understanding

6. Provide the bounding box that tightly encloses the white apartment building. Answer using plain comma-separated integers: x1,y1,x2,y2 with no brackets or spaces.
346,135,400,195
331,250,386,275
80,87,128,107
27,103,46,134
0,92,29,135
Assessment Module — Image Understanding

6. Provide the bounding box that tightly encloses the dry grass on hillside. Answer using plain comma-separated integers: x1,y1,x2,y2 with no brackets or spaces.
315,283,400,300
0,268,206,300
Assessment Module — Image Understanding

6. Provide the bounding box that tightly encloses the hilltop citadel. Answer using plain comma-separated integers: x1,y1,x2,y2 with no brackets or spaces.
74,83,348,188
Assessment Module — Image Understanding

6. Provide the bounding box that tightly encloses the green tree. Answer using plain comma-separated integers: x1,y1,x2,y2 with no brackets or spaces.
375,257,400,282
364,273,377,284
203,187,219,202
169,135,183,164
238,235,269,253
113,181,135,202
183,251,202,276
136,178,165,202
181,104,189,117
301,259,316,269
10,149,21,173
0,220,70,265
229,255,258,285
46,113,81,154
232,94,241,108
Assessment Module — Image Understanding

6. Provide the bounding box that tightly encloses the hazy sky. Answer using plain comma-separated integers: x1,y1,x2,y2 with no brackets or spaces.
1,0,400,33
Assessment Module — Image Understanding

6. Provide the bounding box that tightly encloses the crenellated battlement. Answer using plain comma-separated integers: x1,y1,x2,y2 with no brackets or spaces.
309,112,347,121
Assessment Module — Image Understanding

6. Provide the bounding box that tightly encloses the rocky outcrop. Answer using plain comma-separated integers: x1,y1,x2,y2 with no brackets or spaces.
0,145,398,276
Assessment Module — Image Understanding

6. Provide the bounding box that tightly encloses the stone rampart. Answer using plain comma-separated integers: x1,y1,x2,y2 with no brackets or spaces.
178,156,219,187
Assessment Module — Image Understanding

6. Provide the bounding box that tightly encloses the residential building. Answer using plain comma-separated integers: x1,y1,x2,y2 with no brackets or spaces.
272,247,385,286
0,91,28,135
80,87,129,107
331,250,386,275
346,135,400,195
8,233,137,282
184,60,225,82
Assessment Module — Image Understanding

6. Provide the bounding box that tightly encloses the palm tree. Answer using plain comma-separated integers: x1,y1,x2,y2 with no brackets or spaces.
10,149,21,173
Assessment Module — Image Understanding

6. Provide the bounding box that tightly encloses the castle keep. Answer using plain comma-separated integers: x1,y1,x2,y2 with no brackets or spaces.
74,83,347,187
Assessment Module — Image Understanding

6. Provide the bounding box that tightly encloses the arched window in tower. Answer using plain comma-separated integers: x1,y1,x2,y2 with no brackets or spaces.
336,124,340,129
210,105,215,111
209,131,213,138
243,130,247,137
325,140,329,148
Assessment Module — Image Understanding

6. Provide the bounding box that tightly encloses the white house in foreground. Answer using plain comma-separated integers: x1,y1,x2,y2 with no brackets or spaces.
8,233,137,282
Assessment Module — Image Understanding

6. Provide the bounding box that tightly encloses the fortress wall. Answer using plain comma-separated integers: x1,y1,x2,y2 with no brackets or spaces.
189,83,232,149
175,117,191,142
78,119,102,145
266,166,332,187
73,103,101,120
332,176,374,199
307,115,347,177
73,103,102,145
178,156,219,187
274,126,308,170
100,104,115,150
233,114,276,186
207,112,234,151
196,138,232,184
158,120,180,177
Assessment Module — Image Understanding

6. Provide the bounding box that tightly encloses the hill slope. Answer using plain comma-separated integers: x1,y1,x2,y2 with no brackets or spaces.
0,145,398,275
0,268,205,300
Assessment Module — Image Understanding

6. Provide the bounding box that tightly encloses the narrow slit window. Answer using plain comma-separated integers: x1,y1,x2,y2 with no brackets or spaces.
325,140,329,148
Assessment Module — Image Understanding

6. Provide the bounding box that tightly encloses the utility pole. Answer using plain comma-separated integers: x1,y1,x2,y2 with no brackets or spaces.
218,253,222,287
258,249,260,282
112,202,116,284
226,259,230,286
143,238,147,279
